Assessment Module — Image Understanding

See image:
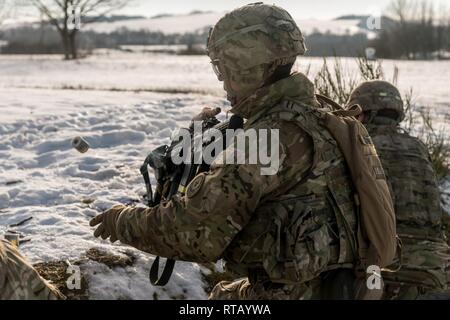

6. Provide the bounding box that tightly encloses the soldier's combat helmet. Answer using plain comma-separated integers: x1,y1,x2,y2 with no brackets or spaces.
348,80,404,124
207,2,306,104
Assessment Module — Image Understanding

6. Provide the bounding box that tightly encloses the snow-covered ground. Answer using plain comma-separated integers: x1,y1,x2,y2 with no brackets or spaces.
0,51,449,299
0,87,229,299
1,51,449,109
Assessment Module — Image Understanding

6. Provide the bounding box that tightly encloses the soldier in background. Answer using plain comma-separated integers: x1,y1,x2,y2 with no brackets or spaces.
0,239,64,300
348,80,450,299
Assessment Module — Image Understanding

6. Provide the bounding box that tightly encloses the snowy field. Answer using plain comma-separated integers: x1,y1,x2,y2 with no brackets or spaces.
1,51,449,109
0,51,449,299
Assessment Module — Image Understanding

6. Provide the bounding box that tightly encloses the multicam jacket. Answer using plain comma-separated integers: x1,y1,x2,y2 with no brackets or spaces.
0,240,62,300
114,73,359,298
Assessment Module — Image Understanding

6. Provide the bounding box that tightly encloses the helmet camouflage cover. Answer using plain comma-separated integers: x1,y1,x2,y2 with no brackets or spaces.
206,2,306,101
347,80,405,123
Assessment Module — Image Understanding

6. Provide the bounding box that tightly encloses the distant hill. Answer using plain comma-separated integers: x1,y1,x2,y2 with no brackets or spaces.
335,15,371,21
0,11,377,57
80,11,372,36
2,11,376,36
150,13,174,19
88,15,147,23
188,10,214,15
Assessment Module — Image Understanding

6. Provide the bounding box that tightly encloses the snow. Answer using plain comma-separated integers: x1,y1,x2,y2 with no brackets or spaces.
0,52,222,97
1,51,449,109
0,50,449,300
0,64,229,298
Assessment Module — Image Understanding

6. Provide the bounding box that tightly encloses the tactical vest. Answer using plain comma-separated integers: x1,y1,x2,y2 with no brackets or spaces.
367,125,443,239
223,98,358,284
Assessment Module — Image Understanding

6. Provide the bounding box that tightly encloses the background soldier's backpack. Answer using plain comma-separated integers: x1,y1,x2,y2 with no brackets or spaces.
315,95,399,298
317,95,398,268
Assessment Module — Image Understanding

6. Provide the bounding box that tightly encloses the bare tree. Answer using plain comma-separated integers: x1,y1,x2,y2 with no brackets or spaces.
29,0,128,59
386,0,419,58
447,11,450,53
437,4,450,56
388,0,414,22
380,0,449,59
0,0,10,25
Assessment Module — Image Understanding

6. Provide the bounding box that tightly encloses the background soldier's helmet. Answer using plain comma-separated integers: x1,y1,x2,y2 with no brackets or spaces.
348,80,405,124
206,2,306,102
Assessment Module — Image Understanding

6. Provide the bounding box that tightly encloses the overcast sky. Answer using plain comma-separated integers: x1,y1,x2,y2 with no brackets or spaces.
120,0,394,20
9,0,449,22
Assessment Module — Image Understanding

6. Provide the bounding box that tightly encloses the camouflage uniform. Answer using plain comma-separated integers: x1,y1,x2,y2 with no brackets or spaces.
348,81,450,299
92,72,365,299
0,240,63,300
91,4,367,299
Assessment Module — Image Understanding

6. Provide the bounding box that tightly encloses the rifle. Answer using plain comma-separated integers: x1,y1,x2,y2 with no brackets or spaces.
140,114,244,286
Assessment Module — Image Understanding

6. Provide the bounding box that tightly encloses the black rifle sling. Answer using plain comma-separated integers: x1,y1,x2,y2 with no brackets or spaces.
148,145,191,286
150,256,176,286
140,158,153,206
149,165,192,286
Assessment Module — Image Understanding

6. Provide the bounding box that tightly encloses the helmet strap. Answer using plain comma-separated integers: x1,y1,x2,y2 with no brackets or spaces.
222,57,295,105
372,115,399,126
366,110,378,124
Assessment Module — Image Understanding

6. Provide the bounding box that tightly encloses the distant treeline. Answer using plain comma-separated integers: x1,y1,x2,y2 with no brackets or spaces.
372,0,450,59
1,0,449,59
0,24,371,57
0,25,210,55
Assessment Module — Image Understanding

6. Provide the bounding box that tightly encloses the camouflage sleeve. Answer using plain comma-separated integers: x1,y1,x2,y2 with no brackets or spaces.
0,240,64,300
115,119,313,262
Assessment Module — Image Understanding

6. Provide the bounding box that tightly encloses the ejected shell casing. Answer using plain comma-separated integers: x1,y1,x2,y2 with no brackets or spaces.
4,233,20,248
72,136,90,153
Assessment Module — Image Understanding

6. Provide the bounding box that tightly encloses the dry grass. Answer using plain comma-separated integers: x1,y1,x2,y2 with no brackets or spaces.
313,57,358,105
34,248,137,300
34,261,89,300
86,248,136,268
417,112,450,182
401,91,450,183
357,56,385,81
